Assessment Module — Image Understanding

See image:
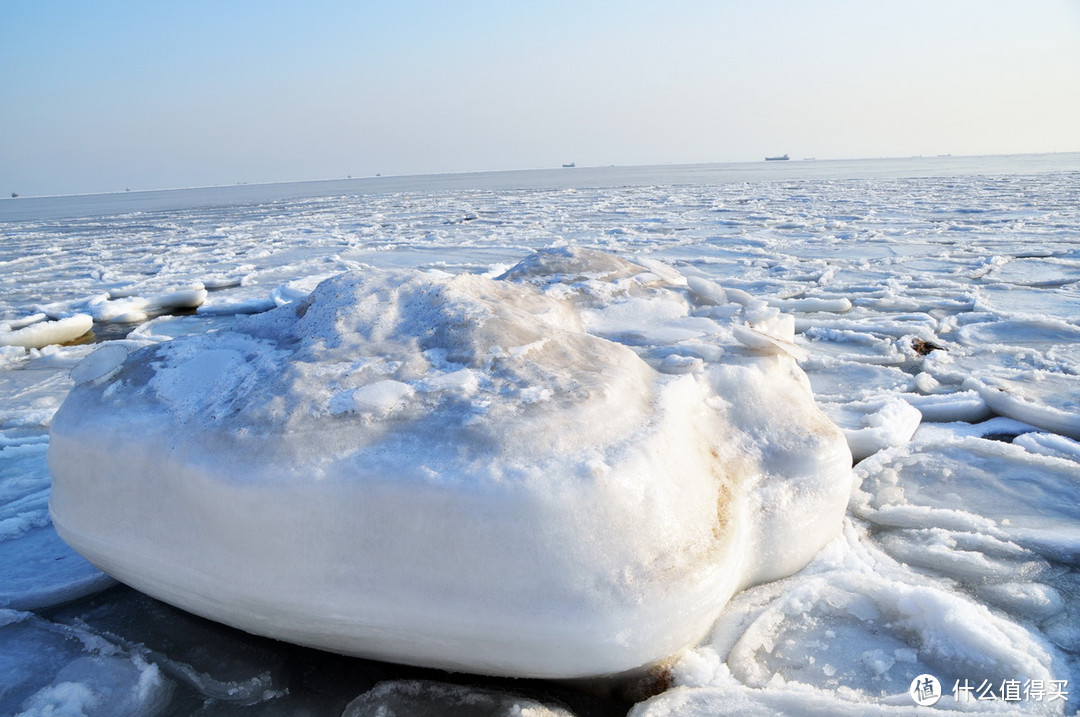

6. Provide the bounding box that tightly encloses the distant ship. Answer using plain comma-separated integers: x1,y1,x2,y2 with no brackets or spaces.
562,162,576,168
765,154,790,161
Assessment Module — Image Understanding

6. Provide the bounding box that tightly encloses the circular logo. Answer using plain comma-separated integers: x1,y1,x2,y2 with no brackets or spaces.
910,674,942,706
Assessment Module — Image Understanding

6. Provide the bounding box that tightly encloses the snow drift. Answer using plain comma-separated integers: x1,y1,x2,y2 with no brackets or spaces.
48,248,852,678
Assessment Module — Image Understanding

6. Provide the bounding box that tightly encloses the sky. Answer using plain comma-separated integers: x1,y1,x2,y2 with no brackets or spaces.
2,0,1078,196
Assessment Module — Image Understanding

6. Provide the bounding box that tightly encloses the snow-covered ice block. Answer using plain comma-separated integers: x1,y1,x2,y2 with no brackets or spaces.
48,249,852,678
195,295,277,316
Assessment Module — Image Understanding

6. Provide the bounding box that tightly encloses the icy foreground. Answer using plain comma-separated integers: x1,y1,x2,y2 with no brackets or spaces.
47,248,852,678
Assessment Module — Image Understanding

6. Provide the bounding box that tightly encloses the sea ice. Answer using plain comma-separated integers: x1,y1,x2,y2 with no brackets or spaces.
0,314,93,349
85,287,208,325
3,159,1079,714
965,372,1080,440
630,522,1068,716
342,680,575,717
819,396,922,462
49,590,288,705
0,610,172,717
852,432,1080,564
48,248,853,678
14,654,173,717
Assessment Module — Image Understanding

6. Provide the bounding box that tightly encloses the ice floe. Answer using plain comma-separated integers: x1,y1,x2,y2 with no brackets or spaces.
0,314,93,349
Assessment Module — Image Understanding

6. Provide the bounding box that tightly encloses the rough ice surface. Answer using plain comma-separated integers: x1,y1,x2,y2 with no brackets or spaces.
1,154,1078,714
342,680,576,717
47,247,853,678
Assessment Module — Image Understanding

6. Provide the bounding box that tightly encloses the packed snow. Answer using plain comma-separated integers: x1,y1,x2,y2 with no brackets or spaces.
0,154,1078,715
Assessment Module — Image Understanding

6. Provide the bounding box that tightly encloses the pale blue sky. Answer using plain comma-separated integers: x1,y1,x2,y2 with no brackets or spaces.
2,1,1078,196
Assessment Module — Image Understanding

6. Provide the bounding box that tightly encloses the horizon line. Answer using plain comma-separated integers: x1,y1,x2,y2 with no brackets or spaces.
5,150,1079,201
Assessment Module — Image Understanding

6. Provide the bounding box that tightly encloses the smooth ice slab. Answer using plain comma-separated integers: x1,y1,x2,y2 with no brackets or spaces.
0,314,93,349
48,249,852,678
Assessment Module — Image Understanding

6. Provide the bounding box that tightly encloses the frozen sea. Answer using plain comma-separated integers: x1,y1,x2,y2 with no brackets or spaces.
2,153,1079,716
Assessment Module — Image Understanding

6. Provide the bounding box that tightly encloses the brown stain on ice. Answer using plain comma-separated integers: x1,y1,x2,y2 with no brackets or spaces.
709,445,734,542
615,658,678,703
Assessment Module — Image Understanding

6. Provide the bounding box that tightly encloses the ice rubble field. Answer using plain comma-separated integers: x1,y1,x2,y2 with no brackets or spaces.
2,162,1080,715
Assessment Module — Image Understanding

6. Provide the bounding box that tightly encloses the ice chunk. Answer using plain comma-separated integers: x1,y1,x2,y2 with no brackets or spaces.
496,246,648,284
732,324,809,362
821,397,922,461
0,314,93,349
87,294,151,323
48,251,852,679
803,358,915,402
685,275,727,306
899,389,991,424
329,379,414,415
270,276,326,307
768,296,853,313
630,685,892,717
87,288,208,325
955,317,1080,351
196,295,277,316
144,287,207,313
70,344,132,386
658,353,705,375
977,582,1066,622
